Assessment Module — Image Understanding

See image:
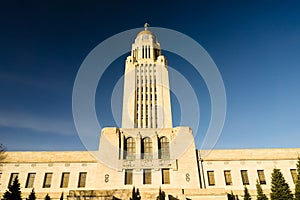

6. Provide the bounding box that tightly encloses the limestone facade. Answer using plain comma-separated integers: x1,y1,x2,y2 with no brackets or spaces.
0,148,299,199
0,26,298,199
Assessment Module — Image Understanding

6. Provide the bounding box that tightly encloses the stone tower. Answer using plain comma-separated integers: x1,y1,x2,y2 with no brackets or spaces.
122,23,172,129
98,25,200,192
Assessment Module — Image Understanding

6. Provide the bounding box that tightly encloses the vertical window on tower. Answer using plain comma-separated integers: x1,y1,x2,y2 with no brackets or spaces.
142,137,152,159
241,170,249,185
162,169,170,184
60,172,70,188
78,172,87,188
257,170,266,185
207,171,215,186
290,169,297,184
43,173,53,188
155,105,158,128
224,170,232,186
124,137,136,160
8,173,19,186
158,137,170,159
125,169,133,185
25,173,36,188
143,169,151,184
145,105,148,127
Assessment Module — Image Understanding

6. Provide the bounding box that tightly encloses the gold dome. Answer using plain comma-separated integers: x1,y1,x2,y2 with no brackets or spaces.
137,29,154,37
136,23,156,39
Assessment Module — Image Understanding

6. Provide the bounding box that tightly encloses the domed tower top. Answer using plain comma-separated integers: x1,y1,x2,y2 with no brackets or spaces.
131,23,161,61
136,23,155,37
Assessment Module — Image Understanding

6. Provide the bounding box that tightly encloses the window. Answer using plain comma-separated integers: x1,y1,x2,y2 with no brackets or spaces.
60,172,70,188
143,169,151,184
224,170,232,185
241,170,249,185
159,137,170,159
162,169,170,184
8,173,18,186
25,173,36,188
257,170,266,185
142,137,152,159
78,172,87,188
207,171,215,186
125,169,133,185
43,173,53,188
291,169,297,184
124,137,136,160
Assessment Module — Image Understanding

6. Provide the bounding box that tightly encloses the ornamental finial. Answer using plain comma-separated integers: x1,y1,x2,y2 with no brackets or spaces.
144,23,150,30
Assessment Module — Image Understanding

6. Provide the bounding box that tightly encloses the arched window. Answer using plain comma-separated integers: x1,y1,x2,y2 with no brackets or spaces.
142,137,152,159
124,137,135,160
159,137,170,159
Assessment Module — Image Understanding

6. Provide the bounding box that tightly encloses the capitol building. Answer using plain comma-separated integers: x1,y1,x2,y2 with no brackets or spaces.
0,26,299,200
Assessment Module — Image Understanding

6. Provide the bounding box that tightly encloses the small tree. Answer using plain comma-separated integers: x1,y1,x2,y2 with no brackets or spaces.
45,194,51,200
227,191,238,200
130,187,141,200
256,180,268,200
0,144,7,161
157,187,165,200
270,168,293,200
3,177,22,200
27,189,36,200
295,157,300,200
243,186,251,200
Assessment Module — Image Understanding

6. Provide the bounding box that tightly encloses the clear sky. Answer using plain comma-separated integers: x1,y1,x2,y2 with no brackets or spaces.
0,0,300,151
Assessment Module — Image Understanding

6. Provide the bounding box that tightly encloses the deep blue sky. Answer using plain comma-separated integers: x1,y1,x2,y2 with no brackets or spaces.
0,0,300,151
